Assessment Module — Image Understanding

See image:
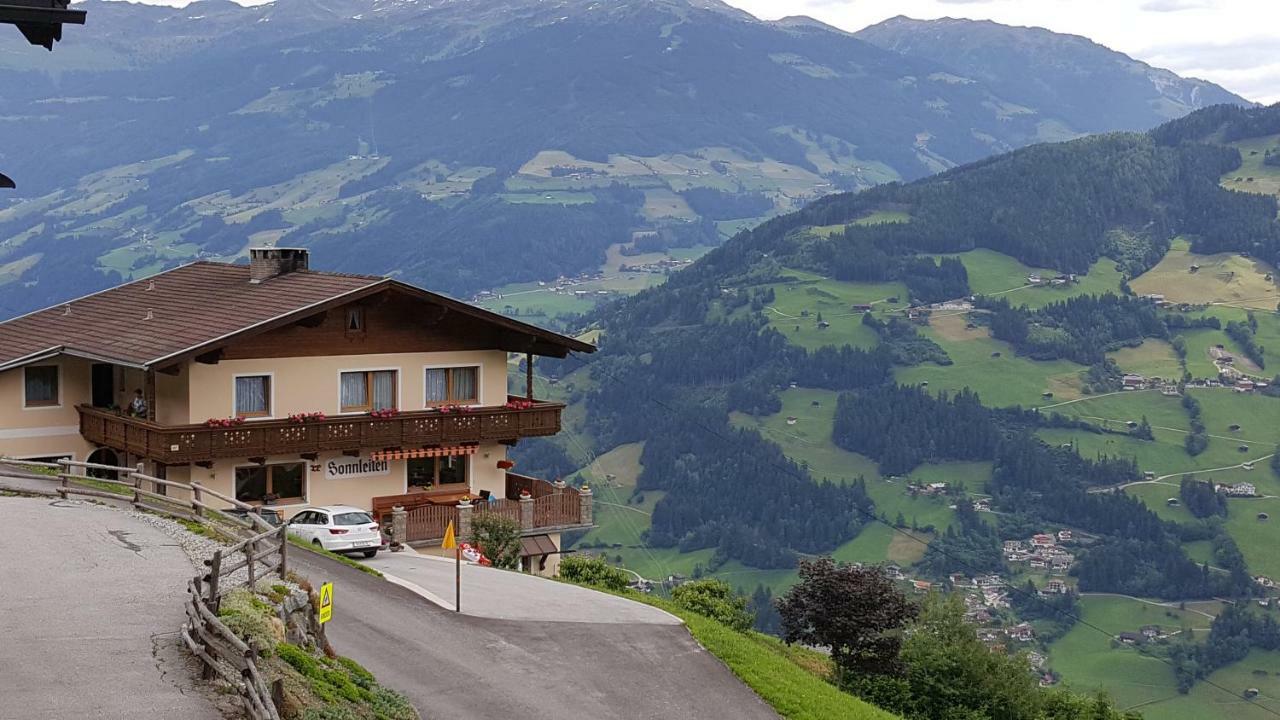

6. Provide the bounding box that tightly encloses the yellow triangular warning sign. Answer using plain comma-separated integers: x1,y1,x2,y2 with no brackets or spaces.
442,520,457,550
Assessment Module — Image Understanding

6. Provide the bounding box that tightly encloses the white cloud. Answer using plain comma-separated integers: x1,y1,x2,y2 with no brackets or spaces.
1140,0,1213,12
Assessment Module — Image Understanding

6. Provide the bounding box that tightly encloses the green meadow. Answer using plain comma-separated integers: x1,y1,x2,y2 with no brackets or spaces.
1049,595,1214,712
761,269,906,350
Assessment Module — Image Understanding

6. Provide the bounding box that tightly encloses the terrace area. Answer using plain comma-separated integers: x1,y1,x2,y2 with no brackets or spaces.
376,473,593,544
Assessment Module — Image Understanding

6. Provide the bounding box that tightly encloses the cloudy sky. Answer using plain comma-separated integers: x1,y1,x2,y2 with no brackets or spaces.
724,0,1280,104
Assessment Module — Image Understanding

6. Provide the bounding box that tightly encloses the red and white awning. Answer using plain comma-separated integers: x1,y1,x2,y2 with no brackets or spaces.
370,446,478,461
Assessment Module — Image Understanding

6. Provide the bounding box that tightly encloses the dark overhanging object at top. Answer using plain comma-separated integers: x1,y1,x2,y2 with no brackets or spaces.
0,0,85,51
0,0,84,189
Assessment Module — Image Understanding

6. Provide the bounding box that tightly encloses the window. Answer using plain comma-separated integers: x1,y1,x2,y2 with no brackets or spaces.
340,370,397,412
424,366,479,406
24,365,58,407
345,308,365,334
333,511,375,526
235,463,306,504
408,455,469,490
234,375,271,418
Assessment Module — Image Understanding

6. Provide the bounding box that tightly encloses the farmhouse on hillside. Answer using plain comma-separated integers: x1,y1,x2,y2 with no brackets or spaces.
0,248,596,574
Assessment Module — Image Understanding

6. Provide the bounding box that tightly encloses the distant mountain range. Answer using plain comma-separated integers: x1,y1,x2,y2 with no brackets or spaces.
0,0,1249,317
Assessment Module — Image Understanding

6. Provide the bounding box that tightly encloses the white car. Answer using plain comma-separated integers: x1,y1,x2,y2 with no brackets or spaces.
289,506,385,558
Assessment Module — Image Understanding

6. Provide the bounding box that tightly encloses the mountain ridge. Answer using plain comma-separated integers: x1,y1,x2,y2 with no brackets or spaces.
0,0,1251,318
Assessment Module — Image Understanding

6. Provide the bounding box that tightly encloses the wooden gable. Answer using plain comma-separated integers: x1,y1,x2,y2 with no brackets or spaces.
216,290,516,361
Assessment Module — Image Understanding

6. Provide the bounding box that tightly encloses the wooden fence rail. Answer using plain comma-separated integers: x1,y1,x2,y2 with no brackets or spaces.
1,457,288,719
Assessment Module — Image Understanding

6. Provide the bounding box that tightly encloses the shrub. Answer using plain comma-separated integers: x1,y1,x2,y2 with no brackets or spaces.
671,579,754,632
367,686,417,720
470,513,521,570
558,554,629,591
218,588,283,650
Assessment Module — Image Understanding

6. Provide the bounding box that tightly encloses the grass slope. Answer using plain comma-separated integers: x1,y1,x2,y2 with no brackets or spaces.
762,269,905,350
574,583,900,720
1049,595,1213,712
1131,237,1280,310
896,321,1085,407
1221,134,1280,199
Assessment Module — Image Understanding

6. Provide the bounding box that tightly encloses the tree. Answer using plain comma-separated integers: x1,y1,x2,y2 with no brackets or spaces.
470,513,522,570
844,593,1143,720
895,594,1042,720
777,558,918,676
671,579,754,632
747,584,782,635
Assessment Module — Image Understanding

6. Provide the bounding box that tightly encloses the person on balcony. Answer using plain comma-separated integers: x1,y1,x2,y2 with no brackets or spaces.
128,389,148,418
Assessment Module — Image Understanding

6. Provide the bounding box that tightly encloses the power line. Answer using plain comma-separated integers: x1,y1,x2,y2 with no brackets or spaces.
559,350,1280,718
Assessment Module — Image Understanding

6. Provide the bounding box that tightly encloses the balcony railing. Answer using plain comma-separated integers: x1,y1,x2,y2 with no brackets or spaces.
77,397,564,465
394,474,592,544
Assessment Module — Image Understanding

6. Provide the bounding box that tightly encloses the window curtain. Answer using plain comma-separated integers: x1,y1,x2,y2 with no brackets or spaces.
452,367,477,402
341,372,367,409
25,367,56,404
371,370,396,410
424,369,448,403
235,376,267,415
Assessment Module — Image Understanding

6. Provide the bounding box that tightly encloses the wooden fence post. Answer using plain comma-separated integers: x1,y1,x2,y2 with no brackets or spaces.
245,539,256,588
131,465,143,508
192,484,203,518
192,575,215,681
277,526,288,578
207,550,222,607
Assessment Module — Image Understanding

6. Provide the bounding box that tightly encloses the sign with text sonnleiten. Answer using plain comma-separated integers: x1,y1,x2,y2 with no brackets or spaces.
324,457,390,480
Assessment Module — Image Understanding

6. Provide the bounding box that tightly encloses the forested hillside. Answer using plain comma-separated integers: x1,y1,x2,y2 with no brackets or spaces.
540,102,1280,717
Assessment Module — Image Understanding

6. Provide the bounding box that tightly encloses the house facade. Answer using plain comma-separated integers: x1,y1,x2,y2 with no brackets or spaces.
0,249,595,573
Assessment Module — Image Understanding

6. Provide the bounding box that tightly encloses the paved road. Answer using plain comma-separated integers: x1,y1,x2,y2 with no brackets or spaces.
291,551,778,720
0,496,221,720
363,551,680,623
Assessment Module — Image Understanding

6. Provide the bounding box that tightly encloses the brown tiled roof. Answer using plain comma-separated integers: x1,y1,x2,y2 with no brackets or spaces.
0,262,382,369
0,261,595,369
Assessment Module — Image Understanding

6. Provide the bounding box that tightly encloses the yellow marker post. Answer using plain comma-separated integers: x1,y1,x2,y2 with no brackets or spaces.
442,520,460,613
318,581,334,624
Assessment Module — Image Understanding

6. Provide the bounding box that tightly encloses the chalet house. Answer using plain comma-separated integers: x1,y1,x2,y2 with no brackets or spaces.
1031,533,1056,548
1043,580,1068,595
1056,530,1073,542
0,249,596,574
1121,374,1145,390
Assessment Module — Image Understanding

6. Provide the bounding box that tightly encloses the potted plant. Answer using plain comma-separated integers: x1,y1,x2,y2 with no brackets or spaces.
496,459,515,470
262,492,280,506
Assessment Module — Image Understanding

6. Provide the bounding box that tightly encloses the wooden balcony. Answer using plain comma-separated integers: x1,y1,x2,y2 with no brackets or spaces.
77,398,564,465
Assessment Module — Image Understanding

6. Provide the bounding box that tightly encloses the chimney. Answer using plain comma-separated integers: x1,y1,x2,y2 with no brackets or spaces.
249,247,310,284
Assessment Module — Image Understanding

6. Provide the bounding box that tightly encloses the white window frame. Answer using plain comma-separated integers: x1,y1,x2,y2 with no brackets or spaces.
232,460,310,506
336,366,401,415
22,364,62,411
232,372,275,420
422,363,483,407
